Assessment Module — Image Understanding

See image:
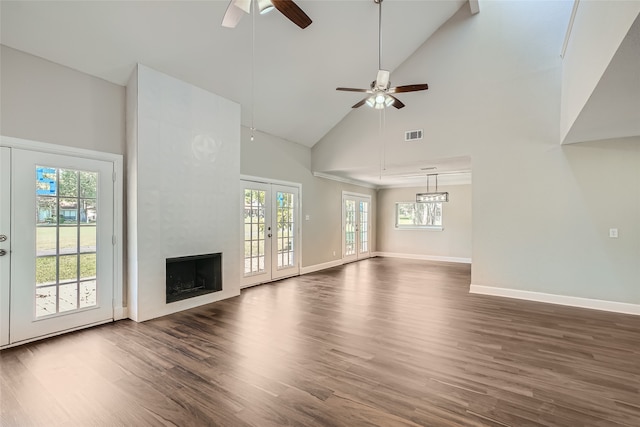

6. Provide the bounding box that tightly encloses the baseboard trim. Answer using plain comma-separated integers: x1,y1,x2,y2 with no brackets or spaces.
0,319,114,350
469,284,640,316
114,306,128,321
374,252,472,264
300,259,344,275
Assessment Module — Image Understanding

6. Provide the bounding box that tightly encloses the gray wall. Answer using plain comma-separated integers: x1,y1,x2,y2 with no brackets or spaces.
312,2,640,304
377,185,471,260
1,45,127,307
240,127,376,268
1,45,125,154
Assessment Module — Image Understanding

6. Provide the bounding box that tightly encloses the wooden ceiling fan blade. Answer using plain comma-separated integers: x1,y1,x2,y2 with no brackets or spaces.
352,98,369,109
336,87,372,93
221,0,249,28
272,0,312,29
388,95,405,109
389,84,429,94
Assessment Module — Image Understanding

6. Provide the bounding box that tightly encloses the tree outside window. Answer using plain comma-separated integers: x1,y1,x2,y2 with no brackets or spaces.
395,202,442,229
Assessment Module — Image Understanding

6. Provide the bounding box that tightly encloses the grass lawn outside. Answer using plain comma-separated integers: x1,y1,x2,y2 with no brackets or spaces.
36,225,97,284
36,254,96,284
36,225,96,253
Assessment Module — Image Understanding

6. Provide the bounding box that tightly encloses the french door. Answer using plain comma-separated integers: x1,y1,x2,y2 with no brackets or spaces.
242,180,300,288
0,147,115,346
342,192,371,263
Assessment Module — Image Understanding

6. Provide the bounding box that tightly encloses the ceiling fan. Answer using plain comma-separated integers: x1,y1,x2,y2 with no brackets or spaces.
337,0,428,109
222,0,312,29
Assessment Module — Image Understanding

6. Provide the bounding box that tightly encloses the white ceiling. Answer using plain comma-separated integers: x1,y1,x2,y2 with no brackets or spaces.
0,0,467,148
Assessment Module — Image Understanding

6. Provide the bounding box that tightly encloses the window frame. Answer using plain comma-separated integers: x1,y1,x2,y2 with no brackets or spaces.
394,201,444,231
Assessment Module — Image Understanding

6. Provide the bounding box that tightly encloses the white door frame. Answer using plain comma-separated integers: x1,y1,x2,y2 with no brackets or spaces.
0,136,124,349
241,176,302,288
342,191,372,263
0,147,11,346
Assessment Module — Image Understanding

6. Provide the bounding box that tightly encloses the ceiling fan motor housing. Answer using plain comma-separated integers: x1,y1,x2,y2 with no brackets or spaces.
374,70,391,91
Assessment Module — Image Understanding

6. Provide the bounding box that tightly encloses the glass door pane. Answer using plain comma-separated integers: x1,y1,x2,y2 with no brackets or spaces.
243,188,267,277
275,191,295,270
344,199,356,257
359,201,369,255
271,184,299,281
35,166,99,318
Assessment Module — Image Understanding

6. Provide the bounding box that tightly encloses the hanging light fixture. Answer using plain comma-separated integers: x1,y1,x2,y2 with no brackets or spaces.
416,174,449,202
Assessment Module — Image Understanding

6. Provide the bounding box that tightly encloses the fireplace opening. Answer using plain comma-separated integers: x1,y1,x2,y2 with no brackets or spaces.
166,253,222,303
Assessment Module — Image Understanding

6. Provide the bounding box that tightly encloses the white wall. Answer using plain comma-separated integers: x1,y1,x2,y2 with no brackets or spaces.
563,13,640,144
240,127,377,268
561,1,640,142
127,65,241,321
377,185,471,261
312,1,640,305
0,45,125,154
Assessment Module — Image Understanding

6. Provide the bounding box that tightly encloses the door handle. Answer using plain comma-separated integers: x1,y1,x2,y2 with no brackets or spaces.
0,249,6,256
0,235,6,242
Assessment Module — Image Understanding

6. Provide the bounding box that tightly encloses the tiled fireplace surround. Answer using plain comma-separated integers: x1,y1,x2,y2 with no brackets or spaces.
126,65,241,322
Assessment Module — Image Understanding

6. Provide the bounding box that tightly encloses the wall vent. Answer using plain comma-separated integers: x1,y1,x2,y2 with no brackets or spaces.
405,129,423,141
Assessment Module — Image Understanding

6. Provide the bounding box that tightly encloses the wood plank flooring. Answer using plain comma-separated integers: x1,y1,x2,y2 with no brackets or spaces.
1,257,639,426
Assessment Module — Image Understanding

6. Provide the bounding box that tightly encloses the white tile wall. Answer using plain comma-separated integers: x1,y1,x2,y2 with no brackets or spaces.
127,65,241,322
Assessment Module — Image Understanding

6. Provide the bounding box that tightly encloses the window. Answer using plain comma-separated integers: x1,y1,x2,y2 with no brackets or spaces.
395,202,443,230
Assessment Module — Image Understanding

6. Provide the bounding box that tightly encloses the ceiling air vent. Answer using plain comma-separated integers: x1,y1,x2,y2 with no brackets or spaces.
405,129,423,141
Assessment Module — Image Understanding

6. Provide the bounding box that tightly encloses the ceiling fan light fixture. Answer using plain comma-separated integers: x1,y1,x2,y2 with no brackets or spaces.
366,96,376,108
384,95,394,108
366,93,393,109
257,0,275,14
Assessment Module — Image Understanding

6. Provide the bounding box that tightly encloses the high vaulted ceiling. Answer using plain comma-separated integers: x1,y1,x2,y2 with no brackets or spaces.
0,0,468,148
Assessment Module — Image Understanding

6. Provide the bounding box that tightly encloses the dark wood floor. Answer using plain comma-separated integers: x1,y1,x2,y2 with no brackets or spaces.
2,258,639,426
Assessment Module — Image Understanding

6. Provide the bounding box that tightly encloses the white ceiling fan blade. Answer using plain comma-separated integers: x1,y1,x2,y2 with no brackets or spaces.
234,0,252,14
375,70,390,91
222,0,251,28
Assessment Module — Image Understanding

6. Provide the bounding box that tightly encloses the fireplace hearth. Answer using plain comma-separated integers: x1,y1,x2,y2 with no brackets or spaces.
166,253,222,303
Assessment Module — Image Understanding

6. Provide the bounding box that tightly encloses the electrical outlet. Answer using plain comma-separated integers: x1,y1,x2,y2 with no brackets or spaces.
333,251,336,257
609,228,618,238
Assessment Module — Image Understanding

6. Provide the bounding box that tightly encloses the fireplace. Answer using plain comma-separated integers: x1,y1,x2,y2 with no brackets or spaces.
166,253,222,303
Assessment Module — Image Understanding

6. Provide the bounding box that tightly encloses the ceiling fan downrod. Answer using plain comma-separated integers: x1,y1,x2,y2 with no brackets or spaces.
376,0,383,71
335,0,429,110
